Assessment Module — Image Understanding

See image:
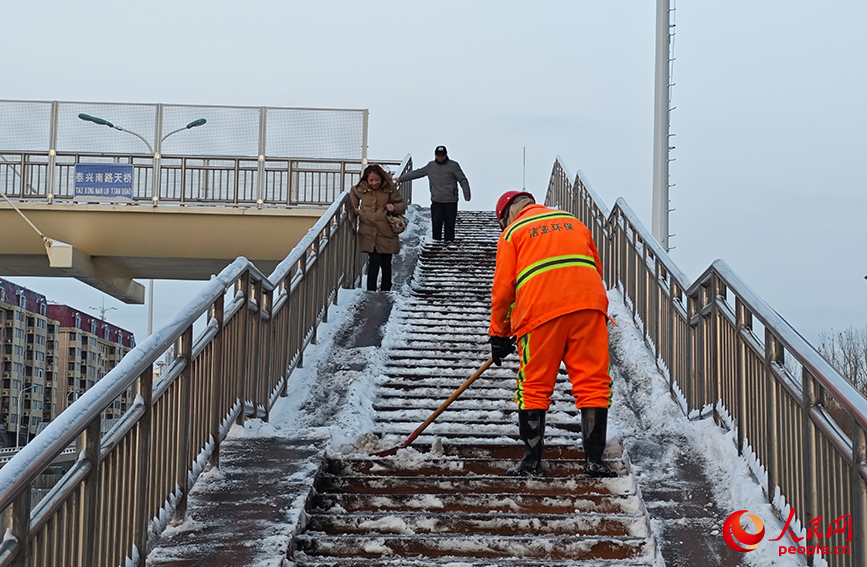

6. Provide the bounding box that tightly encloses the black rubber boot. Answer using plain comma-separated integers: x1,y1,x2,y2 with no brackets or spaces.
506,409,545,476
581,407,617,478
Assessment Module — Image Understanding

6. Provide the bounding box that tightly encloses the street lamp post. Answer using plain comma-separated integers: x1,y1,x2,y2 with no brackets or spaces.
77,113,154,153
16,383,39,450
77,113,207,336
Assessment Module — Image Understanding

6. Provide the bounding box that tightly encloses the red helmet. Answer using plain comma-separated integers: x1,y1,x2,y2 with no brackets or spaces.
496,191,535,222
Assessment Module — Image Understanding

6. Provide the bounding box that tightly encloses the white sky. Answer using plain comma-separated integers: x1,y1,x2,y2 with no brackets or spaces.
2,0,865,343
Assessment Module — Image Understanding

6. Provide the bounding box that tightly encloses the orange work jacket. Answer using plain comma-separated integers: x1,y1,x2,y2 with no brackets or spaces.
490,204,608,338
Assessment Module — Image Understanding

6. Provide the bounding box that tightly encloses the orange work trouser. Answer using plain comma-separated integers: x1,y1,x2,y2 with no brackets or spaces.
514,309,612,410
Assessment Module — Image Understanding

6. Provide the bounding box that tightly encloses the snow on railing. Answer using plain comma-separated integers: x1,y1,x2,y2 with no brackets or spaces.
546,157,867,567
0,149,406,566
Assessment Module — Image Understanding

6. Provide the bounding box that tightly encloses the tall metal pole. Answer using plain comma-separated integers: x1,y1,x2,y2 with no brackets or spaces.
147,279,154,336
47,101,59,199
652,0,671,251
361,109,369,170
256,106,267,205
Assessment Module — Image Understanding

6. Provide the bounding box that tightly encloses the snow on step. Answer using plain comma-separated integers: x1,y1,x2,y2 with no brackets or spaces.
292,211,660,566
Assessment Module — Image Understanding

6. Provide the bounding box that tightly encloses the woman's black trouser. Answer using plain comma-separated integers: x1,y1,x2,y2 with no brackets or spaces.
367,250,393,291
431,201,458,241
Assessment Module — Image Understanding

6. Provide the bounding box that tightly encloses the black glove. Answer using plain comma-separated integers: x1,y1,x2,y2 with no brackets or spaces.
490,335,515,366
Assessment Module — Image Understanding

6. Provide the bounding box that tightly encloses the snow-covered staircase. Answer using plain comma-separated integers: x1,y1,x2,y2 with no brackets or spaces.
292,211,661,566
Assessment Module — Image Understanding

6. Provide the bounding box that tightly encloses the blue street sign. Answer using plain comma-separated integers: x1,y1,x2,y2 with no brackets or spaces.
74,163,135,201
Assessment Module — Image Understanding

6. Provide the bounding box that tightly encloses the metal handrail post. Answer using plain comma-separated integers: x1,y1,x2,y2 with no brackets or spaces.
250,277,263,417
256,107,267,206
764,329,782,500
17,154,26,198
133,366,153,560
852,421,867,564
80,418,103,566
46,101,59,200
209,292,225,466
2,486,31,567
173,324,194,523
235,274,249,424
180,157,187,205
361,110,369,169
153,104,163,206
262,287,274,422
233,159,240,205
801,367,819,544
735,297,748,454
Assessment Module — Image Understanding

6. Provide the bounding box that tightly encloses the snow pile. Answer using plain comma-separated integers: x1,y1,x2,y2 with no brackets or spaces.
608,289,807,566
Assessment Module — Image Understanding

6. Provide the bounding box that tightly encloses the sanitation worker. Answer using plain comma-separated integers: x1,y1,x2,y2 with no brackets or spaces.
489,190,615,478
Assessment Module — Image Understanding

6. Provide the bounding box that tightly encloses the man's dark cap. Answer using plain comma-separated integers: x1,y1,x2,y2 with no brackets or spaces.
435,145,447,155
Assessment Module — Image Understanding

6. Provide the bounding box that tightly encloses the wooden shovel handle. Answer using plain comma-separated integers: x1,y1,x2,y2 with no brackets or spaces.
372,358,495,456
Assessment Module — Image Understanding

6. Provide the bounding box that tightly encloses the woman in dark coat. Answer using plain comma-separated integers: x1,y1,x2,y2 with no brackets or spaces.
350,164,407,292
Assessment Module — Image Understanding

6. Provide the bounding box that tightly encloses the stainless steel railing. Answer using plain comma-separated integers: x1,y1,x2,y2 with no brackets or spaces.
0,155,413,567
0,151,402,207
546,157,867,567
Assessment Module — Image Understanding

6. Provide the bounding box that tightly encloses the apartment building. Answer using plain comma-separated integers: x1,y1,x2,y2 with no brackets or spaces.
1,279,55,448
1,278,135,448
47,305,135,424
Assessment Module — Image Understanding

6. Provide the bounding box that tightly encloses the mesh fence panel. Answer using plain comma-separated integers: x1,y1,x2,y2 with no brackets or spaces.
0,100,364,159
0,101,52,151
57,102,158,154
265,108,364,160
161,105,259,157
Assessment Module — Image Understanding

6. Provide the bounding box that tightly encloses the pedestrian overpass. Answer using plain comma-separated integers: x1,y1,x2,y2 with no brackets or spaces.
0,99,387,303
0,156,865,567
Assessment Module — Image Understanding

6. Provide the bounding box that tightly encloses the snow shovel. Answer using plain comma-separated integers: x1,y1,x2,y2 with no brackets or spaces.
372,357,495,457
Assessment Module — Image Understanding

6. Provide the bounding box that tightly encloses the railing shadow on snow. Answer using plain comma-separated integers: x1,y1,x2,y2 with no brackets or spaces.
546,157,866,567
0,156,413,567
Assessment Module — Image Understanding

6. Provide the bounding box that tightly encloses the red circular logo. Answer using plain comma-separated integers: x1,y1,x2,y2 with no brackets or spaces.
723,510,766,552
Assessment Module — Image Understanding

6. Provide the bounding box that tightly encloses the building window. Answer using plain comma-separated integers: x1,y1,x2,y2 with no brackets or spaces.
75,314,81,329
91,321,97,334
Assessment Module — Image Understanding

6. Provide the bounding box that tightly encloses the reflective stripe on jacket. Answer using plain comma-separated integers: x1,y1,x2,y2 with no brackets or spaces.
490,204,608,338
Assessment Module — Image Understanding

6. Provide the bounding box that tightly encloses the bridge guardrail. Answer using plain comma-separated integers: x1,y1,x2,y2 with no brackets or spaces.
0,151,402,208
547,157,866,567
1,99,382,208
0,155,412,567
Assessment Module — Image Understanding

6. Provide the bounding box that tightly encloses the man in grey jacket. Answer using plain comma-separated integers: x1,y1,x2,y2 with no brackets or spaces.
395,146,471,241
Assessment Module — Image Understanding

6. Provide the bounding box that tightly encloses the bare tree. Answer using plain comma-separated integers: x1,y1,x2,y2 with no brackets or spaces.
817,325,867,395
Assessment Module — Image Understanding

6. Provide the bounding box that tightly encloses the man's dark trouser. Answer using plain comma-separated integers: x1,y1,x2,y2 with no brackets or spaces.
431,201,458,241
367,251,392,291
